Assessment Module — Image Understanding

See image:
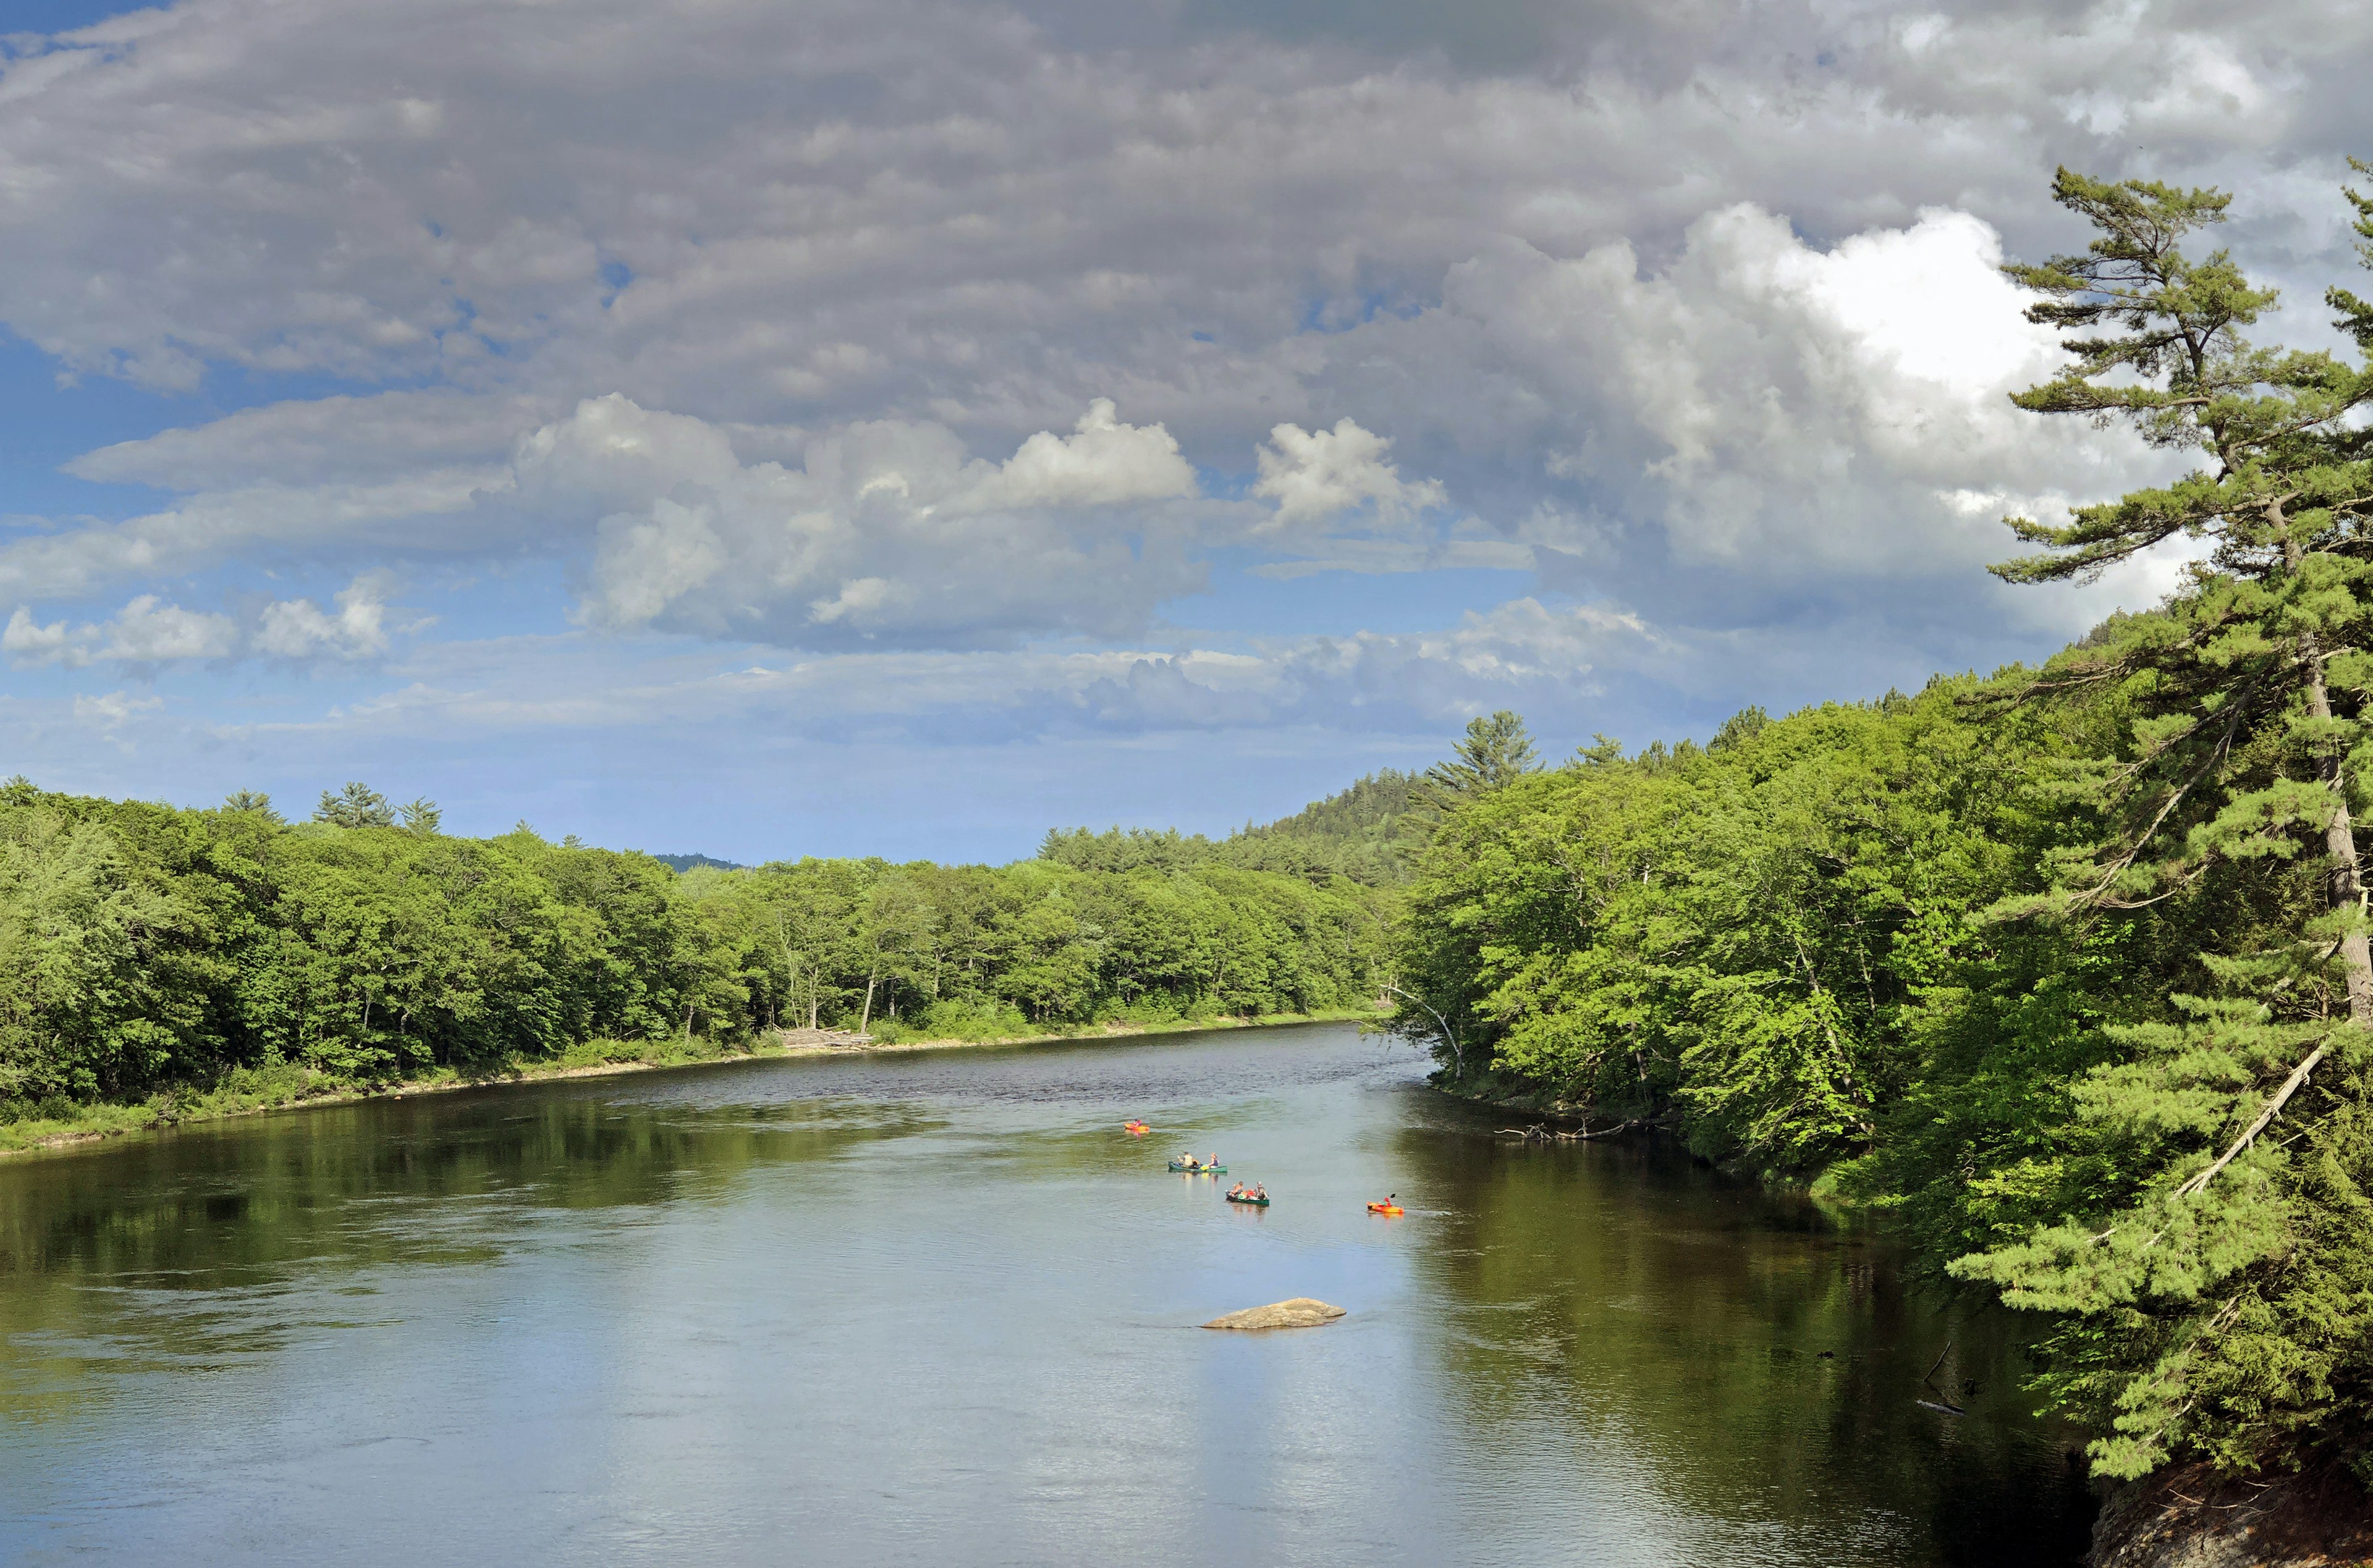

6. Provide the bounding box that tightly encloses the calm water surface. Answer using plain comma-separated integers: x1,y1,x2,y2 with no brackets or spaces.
0,1024,2093,1564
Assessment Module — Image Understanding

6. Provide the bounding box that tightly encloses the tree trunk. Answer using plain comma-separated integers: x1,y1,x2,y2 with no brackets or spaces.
2278,517,2373,1029
2285,516,2373,1024
2304,655,2373,1024
860,973,876,1035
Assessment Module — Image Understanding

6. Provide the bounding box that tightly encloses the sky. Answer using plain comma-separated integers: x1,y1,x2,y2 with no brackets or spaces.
2,0,2371,863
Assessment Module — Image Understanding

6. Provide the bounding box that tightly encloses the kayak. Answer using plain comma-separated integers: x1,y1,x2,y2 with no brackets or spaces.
1226,1193,1271,1207
1367,1203,1404,1216
1123,1122,1151,1134
1170,1162,1226,1174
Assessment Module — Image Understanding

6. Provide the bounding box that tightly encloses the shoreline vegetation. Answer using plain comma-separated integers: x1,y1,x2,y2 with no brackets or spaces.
0,1007,1379,1160
0,772,1406,1169
1385,171,2373,1554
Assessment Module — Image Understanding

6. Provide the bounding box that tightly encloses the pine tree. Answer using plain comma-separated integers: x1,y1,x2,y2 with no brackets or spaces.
1424,710,1541,798
1960,169,2373,1479
314,782,396,829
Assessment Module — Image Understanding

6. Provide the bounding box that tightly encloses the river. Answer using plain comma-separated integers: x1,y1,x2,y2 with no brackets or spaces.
0,1022,2094,1564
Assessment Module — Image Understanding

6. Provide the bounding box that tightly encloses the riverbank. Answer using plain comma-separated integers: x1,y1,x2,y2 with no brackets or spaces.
2091,1461,2373,1566
0,1006,1382,1160
1426,1067,1667,1137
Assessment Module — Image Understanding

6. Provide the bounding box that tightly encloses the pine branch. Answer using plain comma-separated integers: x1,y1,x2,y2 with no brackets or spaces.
2173,1035,2332,1198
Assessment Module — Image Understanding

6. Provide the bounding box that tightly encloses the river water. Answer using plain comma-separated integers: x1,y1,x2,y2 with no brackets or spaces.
0,1022,2094,1565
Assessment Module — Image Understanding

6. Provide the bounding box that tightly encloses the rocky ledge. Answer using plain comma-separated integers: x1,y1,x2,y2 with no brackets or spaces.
2093,1462,2373,1567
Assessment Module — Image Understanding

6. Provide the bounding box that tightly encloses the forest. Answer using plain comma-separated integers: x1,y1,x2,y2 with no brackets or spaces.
0,775,1393,1131
1392,170,2373,1491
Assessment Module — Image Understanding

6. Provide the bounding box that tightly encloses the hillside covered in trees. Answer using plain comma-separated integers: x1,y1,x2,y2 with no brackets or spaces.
1039,766,1428,887
1393,171,2373,1498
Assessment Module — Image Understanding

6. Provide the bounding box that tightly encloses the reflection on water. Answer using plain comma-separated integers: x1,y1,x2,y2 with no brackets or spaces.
0,1025,2092,1565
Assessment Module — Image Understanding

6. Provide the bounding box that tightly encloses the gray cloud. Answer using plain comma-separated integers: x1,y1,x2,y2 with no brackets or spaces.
4,0,2370,780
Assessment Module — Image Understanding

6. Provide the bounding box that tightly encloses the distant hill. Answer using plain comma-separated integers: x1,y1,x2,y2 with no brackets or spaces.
1228,769,1424,884
1039,769,1424,887
648,852,745,873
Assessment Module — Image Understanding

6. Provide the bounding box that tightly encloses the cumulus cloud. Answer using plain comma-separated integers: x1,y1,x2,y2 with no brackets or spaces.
517,393,1211,647
968,398,1198,510
255,576,396,661
5,596,239,669
1252,418,1444,527
5,576,404,670
6,0,2370,815
1296,203,2162,618
1,387,1457,652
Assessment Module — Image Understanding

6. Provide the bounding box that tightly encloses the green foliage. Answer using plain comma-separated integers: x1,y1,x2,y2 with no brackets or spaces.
314,782,396,828
1955,166,2373,1483
1394,691,2049,1168
1040,769,1426,887
0,782,1389,1130
1389,167,2373,1491
1424,710,1541,799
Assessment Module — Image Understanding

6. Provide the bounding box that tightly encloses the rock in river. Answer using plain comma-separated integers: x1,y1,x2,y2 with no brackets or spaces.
1201,1298,1346,1331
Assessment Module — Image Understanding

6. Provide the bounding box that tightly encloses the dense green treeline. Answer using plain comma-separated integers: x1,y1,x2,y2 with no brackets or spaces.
1394,169,2373,1491
1039,766,1427,887
0,778,1387,1124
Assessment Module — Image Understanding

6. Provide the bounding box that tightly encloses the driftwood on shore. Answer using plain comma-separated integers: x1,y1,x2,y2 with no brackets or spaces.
1497,1119,1644,1143
776,1027,876,1050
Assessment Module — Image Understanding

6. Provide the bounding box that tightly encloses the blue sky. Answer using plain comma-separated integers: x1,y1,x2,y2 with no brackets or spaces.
4,0,2367,862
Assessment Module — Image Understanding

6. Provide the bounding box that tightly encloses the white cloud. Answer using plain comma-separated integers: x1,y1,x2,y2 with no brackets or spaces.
5,0,2369,825
72,690,163,736
254,576,395,661
1252,418,1444,527
5,578,401,669
967,398,1198,510
522,393,1215,647
4,596,238,668
101,596,242,664
1301,203,2160,603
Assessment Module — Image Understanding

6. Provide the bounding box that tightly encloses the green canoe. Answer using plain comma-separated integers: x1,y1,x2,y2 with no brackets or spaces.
1225,1193,1271,1207
1169,1162,1225,1173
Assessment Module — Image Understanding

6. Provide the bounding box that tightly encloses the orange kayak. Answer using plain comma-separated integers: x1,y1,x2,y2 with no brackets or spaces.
1123,1122,1151,1134
1368,1203,1404,1216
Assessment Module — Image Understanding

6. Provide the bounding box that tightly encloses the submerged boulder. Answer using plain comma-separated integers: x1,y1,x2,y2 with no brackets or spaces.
1201,1298,1345,1331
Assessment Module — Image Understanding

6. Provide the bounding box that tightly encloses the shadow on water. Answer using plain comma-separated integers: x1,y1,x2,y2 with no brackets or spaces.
0,1087,923,1405
1395,1099,2096,1567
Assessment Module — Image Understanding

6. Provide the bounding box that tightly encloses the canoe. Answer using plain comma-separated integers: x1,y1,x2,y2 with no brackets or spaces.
1367,1203,1404,1216
1124,1123,1151,1134
1225,1194,1271,1207
1170,1162,1225,1173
